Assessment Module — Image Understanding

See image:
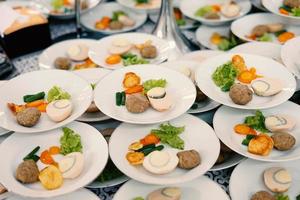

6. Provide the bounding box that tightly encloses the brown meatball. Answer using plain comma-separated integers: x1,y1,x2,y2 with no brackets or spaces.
195,86,207,102
204,12,220,19
252,25,270,37
125,93,150,113
229,83,253,105
54,57,71,70
16,160,39,184
177,150,201,169
86,101,99,113
251,191,275,200
283,0,300,8
16,107,41,127
140,45,157,59
271,132,296,151
109,21,123,30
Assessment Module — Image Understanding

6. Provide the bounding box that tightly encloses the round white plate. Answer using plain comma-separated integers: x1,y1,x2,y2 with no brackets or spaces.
214,101,300,162
195,25,231,50
73,68,111,122
0,121,108,198
0,70,92,133
211,152,246,171
160,60,221,113
6,188,101,200
38,38,98,70
180,0,252,26
262,0,300,25
251,0,267,11
113,177,230,200
195,53,296,110
230,42,282,63
88,33,170,70
180,50,224,63
230,159,300,200
109,114,220,185
2,0,49,16
231,13,300,44
281,36,300,79
116,0,161,12
0,81,10,136
94,64,196,124
81,2,147,34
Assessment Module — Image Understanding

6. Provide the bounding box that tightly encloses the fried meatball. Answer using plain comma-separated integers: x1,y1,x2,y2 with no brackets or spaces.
125,93,150,113
86,101,99,113
54,57,71,70
271,132,296,151
252,25,270,37
109,21,123,30
16,107,41,127
177,150,201,169
283,0,300,8
251,191,275,200
195,86,207,102
229,83,253,105
140,45,157,59
16,160,39,184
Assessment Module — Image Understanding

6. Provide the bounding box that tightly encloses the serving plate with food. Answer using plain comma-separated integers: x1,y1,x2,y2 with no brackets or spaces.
231,13,300,44
214,101,300,162
160,60,221,113
39,39,98,70
230,159,300,200
94,65,196,124
262,0,300,25
195,53,296,109
109,114,220,185
196,25,240,51
116,0,161,12
81,2,147,35
113,177,230,200
1,0,50,16
180,0,252,26
0,121,108,198
88,33,169,70
0,70,92,133
73,68,111,122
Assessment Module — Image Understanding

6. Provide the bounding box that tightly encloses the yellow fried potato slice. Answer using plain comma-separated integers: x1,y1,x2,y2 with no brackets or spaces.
39,165,63,190
123,72,141,89
248,134,274,156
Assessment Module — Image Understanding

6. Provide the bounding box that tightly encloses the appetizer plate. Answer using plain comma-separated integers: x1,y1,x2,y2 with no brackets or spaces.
231,13,300,44
38,38,97,70
195,25,230,50
88,33,170,70
180,50,224,63
0,70,93,133
116,0,161,12
5,188,102,200
160,60,221,113
0,81,11,136
180,0,252,26
230,42,282,63
0,121,108,198
210,153,246,171
2,0,50,16
230,159,300,200
94,65,196,124
81,2,148,34
262,0,300,25
195,53,296,110
73,68,111,122
113,177,230,200
251,0,267,11
214,101,300,162
109,114,220,185
281,36,300,79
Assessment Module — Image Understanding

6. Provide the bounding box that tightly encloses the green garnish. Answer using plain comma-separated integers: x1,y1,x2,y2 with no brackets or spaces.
257,33,273,42
176,19,186,26
241,135,255,146
122,53,149,66
135,0,148,4
133,197,145,200
244,110,268,133
296,194,300,200
275,194,290,200
195,5,213,17
151,123,185,150
51,0,64,10
212,62,238,92
91,83,96,90
292,7,300,16
60,127,83,155
218,35,239,51
143,79,167,93
47,86,71,103
23,146,40,162
112,10,127,21
23,92,45,103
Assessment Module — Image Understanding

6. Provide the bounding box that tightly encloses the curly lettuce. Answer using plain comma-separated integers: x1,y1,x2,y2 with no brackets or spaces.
212,62,238,92
60,127,83,155
143,79,167,93
47,86,71,103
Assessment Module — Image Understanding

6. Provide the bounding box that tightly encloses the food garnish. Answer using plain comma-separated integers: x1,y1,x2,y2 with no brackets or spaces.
143,79,167,93
47,86,71,103
23,146,40,162
212,61,238,92
210,32,239,51
234,124,257,135
244,110,268,132
105,55,122,65
122,53,149,66
60,127,83,155
23,92,45,103
279,1,300,17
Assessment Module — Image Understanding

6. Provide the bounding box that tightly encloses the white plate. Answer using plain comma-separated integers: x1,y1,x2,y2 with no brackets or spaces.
281,36,300,79
230,42,282,63
109,114,220,185
73,68,111,122
180,50,224,63
230,159,300,200
214,101,300,162
231,13,300,44
81,2,147,34
38,39,98,70
2,0,49,16
211,153,246,171
195,53,296,110
0,81,10,136
180,0,252,26
0,70,92,133
116,0,161,12
94,64,196,124
113,177,230,200
6,188,101,200
251,0,267,10
262,0,300,25
0,121,108,198
160,60,221,113
88,33,170,70
195,25,231,50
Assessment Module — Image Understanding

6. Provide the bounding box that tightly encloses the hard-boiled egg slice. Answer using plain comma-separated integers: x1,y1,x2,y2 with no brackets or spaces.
58,152,84,179
46,99,72,122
